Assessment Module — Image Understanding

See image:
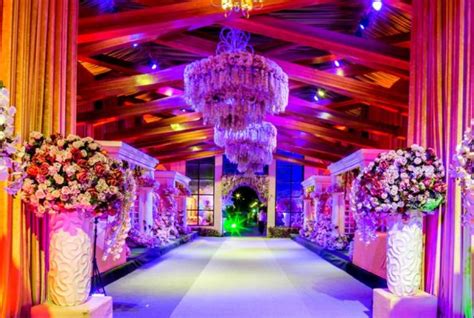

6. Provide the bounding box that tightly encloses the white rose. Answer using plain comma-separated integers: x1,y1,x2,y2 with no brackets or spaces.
0,131,5,140
0,114,5,125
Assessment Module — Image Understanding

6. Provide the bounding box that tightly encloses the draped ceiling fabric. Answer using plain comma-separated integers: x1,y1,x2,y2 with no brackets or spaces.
0,0,77,317
409,0,473,317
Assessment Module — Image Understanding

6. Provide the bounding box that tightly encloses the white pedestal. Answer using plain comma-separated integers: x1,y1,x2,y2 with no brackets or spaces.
31,295,113,318
373,288,437,318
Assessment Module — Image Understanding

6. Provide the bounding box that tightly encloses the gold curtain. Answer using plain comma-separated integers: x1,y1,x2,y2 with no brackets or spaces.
0,0,77,317
409,0,473,316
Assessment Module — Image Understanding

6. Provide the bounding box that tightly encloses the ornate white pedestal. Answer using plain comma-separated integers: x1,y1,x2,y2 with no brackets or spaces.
31,295,113,318
373,288,437,318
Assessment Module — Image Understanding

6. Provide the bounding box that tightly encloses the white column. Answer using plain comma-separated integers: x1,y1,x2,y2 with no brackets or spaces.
214,155,223,233
332,192,345,234
267,159,276,228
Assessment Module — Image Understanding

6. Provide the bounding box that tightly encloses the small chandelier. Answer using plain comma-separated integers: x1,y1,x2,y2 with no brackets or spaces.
184,28,288,130
214,121,277,174
219,0,263,17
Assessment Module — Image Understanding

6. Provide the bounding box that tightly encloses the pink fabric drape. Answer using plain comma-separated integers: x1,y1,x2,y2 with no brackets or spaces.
409,0,474,317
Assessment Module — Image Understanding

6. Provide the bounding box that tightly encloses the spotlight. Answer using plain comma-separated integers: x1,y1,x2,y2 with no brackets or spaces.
313,95,320,102
132,43,139,48
372,0,382,11
317,88,326,98
334,60,341,67
359,24,365,30
148,58,158,70
151,63,158,70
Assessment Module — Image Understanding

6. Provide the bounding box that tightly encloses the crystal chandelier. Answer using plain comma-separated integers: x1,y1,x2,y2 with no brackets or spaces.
214,121,277,174
220,0,263,17
184,28,288,130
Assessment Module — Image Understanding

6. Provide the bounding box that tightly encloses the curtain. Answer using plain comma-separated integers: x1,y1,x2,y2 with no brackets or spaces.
0,0,77,317
409,0,473,317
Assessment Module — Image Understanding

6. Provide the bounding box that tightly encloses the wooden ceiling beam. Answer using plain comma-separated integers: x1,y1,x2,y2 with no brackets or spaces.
153,34,407,109
277,140,342,162
78,0,332,49
222,16,410,71
384,0,412,13
150,143,219,158
78,95,187,124
287,96,404,136
105,113,204,142
131,126,213,149
157,150,224,164
78,63,185,102
268,114,379,148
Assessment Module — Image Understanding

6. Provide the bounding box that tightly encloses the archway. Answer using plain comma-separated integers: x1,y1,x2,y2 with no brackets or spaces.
223,186,265,236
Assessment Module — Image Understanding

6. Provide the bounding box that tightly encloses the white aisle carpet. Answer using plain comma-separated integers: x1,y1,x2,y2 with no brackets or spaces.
108,237,372,318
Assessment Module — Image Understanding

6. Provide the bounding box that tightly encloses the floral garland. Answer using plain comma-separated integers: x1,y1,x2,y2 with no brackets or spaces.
103,167,135,260
299,190,348,250
221,174,269,201
352,144,446,242
453,126,474,228
0,85,18,180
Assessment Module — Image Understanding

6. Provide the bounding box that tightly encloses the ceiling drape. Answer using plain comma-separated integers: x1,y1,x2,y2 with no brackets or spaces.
0,0,77,317
409,0,473,317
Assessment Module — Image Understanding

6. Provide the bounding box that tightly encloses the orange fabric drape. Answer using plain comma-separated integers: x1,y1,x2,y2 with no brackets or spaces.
0,1,77,317
409,0,473,317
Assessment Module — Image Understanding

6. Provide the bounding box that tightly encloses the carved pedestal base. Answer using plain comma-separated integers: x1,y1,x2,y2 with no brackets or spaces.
387,214,423,296
48,211,92,306
31,295,112,318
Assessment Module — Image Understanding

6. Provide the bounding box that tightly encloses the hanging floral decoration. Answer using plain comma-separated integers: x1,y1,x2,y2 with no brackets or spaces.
351,145,446,242
453,125,474,228
8,132,136,260
0,85,18,181
215,121,276,174
221,174,269,202
184,28,288,130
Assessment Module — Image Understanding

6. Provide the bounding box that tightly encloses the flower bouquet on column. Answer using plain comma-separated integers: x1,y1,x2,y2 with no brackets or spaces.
0,85,18,181
8,132,135,306
351,145,446,296
454,126,474,228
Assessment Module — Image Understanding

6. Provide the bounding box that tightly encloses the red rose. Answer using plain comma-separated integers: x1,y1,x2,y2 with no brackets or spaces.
77,159,88,167
40,163,50,176
94,163,106,176
76,171,89,183
26,165,40,177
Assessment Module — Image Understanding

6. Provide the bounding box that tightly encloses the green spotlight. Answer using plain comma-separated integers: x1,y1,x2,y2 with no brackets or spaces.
224,214,246,236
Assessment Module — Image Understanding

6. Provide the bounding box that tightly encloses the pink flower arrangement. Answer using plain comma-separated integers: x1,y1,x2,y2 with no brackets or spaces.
9,132,131,217
453,126,474,228
352,144,446,241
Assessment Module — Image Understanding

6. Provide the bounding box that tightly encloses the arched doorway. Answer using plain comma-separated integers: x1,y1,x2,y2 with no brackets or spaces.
223,186,265,236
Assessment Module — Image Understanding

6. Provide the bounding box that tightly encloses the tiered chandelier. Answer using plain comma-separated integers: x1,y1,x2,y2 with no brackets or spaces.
184,28,286,175
184,28,288,130
214,122,277,174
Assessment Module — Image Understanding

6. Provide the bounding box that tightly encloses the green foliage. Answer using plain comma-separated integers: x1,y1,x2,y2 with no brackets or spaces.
267,226,300,238
197,228,222,237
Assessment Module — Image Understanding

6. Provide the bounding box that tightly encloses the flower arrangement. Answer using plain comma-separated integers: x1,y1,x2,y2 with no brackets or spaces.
453,126,474,228
0,85,18,180
352,145,446,241
8,132,136,260
126,223,161,248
